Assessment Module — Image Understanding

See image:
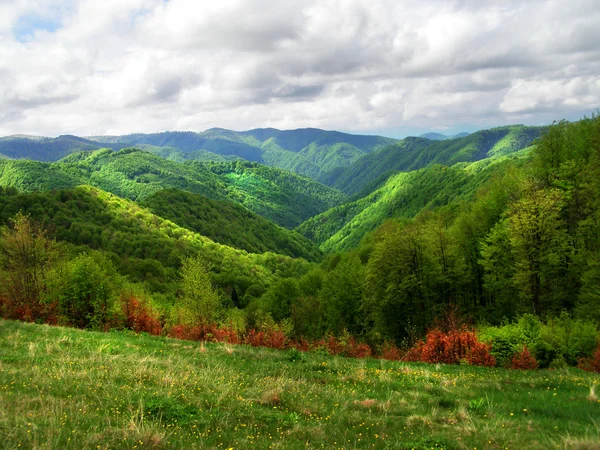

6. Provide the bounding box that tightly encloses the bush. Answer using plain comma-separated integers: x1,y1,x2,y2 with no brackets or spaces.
122,295,162,335
480,313,599,368
510,346,539,370
405,327,496,367
52,252,121,329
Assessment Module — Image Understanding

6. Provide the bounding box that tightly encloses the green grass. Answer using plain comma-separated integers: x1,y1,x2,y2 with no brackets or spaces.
1,319,599,449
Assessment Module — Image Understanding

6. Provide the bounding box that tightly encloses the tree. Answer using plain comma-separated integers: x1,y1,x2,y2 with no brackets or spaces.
179,256,221,325
508,183,568,315
320,254,365,335
51,252,120,329
0,213,58,320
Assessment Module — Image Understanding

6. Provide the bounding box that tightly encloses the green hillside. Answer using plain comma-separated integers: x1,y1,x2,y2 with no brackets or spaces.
0,128,395,180
0,135,127,161
298,152,531,252
323,125,543,195
0,185,312,296
0,149,347,228
141,188,322,260
91,128,396,179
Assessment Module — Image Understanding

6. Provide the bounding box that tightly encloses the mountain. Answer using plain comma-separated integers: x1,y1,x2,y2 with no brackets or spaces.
419,132,449,140
0,135,127,161
321,125,543,195
91,128,397,179
0,185,313,294
297,151,531,253
0,128,396,180
0,148,347,228
140,188,322,260
419,132,471,140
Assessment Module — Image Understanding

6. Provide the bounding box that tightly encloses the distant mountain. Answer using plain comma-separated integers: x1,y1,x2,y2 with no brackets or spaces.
0,128,396,180
91,128,397,179
419,132,448,140
0,135,128,161
321,125,544,196
419,132,471,140
0,148,346,228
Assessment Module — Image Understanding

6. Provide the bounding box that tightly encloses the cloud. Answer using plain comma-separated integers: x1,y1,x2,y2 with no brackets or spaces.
0,0,598,137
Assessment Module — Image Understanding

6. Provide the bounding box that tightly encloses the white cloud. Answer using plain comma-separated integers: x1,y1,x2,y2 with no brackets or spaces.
0,0,598,137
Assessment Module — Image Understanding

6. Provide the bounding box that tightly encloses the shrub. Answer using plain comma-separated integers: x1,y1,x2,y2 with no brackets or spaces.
405,327,496,367
380,342,404,361
538,312,598,366
510,346,539,370
122,296,162,336
578,342,600,373
52,252,121,329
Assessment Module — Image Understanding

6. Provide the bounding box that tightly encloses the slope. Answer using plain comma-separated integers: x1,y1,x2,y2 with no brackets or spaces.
0,135,127,161
323,125,543,195
298,150,532,253
0,185,313,294
140,188,322,260
0,148,347,228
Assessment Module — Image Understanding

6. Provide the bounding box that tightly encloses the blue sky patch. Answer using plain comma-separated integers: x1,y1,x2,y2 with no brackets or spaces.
12,13,63,42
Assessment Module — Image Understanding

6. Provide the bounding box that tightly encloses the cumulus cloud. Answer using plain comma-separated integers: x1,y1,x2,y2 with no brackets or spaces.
0,0,598,137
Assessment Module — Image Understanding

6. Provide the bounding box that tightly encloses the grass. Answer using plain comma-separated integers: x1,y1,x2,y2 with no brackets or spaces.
1,319,599,449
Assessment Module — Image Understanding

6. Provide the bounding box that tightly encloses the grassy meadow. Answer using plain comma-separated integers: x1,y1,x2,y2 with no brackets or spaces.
1,319,599,449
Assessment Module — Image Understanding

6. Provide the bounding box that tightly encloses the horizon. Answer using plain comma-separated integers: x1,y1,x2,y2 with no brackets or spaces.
0,120,560,141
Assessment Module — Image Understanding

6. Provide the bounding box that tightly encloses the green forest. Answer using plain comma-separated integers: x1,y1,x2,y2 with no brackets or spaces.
1,117,600,371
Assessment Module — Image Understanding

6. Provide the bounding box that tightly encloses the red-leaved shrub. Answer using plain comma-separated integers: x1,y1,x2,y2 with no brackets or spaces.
380,342,404,361
403,327,496,367
345,337,372,358
245,328,287,349
510,346,539,370
578,342,600,373
122,296,162,336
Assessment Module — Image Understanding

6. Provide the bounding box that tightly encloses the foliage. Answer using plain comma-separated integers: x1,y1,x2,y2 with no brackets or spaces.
404,327,496,367
0,213,59,322
177,256,221,326
510,346,539,370
141,188,322,260
50,252,121,329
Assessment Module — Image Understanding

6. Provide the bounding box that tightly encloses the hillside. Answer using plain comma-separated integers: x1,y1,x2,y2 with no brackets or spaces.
419,132,470,140
298,152,530,252
91,128,396,179
0,129,395,180
0,135,127,161
322,125,543,195
0,185,314,296
0,149,347,228
2,319,599,450
141,188,322,260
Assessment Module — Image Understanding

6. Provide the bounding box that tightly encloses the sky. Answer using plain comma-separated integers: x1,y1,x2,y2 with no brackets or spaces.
0,0,599,139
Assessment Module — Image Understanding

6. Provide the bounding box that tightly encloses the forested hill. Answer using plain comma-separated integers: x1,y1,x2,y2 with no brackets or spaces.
140,188,322,260
0,149,346,228
0,128,396,180
0,135,128,161
297,152,530,252
0,185,313,295
321,125,543,195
